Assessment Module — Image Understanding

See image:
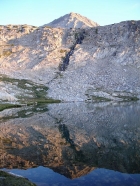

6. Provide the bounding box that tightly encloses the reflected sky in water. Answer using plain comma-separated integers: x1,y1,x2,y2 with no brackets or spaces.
3,166,140,186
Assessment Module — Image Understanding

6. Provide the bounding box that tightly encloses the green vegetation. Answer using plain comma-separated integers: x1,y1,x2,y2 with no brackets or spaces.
59,49,67,53
112,90,139,101
85,89,139,102
0,50,12,58
0,103,49,121
117,95,139,101
0,75,61,109
45,26,52,29
55,71,63,78
25,98,61,106
87,95,111,102
0,104,21,111
85,91,111,102
74,32,78,39
0,137,12,144
0,171,36,186
0,75,48,99
61,56,65,60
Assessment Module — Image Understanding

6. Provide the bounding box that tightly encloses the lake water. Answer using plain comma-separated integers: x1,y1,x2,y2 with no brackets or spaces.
0,101,140,185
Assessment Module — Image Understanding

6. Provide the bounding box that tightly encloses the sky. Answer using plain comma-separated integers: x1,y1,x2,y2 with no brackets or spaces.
0,0,140,26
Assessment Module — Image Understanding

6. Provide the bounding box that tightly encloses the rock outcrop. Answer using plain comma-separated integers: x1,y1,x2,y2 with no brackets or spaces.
48,20,140,101
0,13,140,102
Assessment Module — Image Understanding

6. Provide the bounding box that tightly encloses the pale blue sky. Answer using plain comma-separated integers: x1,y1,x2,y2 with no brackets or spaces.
0,0,140,26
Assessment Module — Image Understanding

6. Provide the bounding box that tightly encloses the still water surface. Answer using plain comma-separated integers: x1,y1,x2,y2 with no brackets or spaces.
0,101,140,185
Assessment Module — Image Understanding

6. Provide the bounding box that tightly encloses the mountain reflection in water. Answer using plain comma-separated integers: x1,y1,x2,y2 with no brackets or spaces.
0,101,140,185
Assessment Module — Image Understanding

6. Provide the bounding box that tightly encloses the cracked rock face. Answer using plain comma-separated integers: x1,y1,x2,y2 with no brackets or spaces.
48,21,140,101
0,13,140,102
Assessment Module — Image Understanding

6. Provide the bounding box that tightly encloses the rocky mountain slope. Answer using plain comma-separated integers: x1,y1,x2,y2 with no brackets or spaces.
0,13,140,103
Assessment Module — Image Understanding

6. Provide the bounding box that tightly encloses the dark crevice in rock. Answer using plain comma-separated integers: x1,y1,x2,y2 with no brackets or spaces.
59,31,85,71
58,124,85,162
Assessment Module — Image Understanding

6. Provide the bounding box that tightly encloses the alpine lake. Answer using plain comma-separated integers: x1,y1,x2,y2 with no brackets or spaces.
0,101,140,186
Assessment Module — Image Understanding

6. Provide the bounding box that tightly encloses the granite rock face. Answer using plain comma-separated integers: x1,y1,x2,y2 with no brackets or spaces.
0,13,140,102
48,20,140,101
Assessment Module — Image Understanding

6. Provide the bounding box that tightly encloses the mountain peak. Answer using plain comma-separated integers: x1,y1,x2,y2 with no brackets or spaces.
69,12,79,17
45,12,99,29
69,12,76,15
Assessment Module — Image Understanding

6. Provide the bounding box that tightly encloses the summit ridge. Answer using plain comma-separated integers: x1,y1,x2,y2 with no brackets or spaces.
45,12,99,29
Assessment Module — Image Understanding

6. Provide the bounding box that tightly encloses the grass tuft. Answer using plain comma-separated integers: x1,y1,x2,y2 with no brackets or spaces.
0,171,36,186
